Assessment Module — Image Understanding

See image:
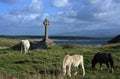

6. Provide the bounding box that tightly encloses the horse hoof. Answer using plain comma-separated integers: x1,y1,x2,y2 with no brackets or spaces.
83,74,85,76
69,75,71,77
68,73,71,77
74,72,77,75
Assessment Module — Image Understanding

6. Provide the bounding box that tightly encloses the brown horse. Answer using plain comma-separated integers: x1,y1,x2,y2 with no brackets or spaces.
92,52,114,72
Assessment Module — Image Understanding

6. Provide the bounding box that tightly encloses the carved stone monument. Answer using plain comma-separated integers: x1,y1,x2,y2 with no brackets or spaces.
30,18,54,49
43,18,49,42
41,18,54,48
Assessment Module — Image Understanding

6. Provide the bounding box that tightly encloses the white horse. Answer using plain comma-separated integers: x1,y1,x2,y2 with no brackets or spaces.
62,54,85,77
21,40,30,54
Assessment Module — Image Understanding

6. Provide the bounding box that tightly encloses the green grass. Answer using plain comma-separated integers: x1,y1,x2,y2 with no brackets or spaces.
0,37,120,79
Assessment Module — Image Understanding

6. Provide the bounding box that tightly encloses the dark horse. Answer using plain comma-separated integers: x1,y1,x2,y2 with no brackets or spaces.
92,52,114,72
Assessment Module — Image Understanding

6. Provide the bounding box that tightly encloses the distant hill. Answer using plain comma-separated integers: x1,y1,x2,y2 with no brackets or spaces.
108,35,120,43
55,29,120,38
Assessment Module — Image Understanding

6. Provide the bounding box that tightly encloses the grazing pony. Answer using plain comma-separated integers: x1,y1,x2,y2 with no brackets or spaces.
21,40,30,54
62,54,85,77
92,52,114,72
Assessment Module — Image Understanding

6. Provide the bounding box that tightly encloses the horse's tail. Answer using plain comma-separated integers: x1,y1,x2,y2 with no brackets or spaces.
108,53,115,69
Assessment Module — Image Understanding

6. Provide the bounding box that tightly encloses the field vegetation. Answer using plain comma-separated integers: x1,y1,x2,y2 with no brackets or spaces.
0,37,120,79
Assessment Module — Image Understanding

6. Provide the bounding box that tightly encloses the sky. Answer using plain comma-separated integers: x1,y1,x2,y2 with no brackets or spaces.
0,0,120,37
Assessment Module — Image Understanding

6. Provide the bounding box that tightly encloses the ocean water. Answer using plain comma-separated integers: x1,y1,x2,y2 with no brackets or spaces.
54,39,110,46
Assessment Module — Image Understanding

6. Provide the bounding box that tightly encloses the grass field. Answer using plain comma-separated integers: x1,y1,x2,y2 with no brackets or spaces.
0,37,120,79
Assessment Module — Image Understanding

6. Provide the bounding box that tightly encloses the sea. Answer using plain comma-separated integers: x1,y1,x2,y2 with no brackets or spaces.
54,39,110,46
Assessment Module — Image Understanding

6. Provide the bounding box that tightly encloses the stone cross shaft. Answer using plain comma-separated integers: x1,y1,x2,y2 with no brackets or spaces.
43,18,50,42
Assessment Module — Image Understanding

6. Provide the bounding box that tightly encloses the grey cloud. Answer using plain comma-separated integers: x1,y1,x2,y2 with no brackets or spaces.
65,0,120,23
113,0,120,3
44,0,120,32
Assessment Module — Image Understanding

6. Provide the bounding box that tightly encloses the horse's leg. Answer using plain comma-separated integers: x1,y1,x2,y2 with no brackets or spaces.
63,68,66,76
110,62,114,73
24,47,27,54
68,64,71,77
81,63,85,76
111,67,114,73
21,45,23,53
99,63,102,70
74,66,78,75
111,68,114,73
106,62,110,72
21,47,22,53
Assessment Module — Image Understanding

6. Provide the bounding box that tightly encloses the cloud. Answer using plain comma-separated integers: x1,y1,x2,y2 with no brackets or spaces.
9,0,43,14
48,0,120,34
28,0,42,12
51,0,70,8
63,0,120,24
113,0,120,3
